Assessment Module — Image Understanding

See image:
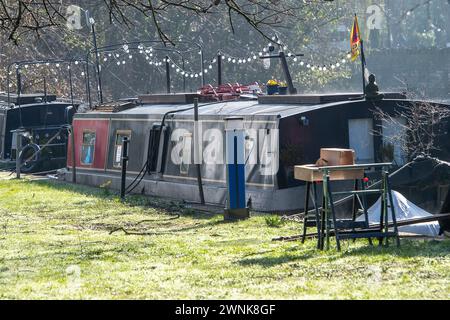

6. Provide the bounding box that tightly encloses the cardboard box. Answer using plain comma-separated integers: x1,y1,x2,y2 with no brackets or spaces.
318,148,355,166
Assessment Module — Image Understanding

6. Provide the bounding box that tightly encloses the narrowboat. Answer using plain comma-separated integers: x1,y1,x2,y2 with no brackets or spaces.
60,91,450,214
0,92,77,172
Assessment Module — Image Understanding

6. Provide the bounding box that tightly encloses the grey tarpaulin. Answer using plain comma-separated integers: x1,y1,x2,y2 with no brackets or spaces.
357,190,440,237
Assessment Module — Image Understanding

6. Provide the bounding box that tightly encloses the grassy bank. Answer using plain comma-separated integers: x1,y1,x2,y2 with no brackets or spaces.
0,177,449,299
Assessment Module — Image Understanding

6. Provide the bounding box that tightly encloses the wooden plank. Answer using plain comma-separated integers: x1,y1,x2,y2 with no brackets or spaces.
138,93,198,104
294,164,364,182
257,92,407,105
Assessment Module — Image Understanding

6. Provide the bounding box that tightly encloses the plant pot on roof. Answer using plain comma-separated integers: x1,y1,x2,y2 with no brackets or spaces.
278,82,288,95
266,79,279,95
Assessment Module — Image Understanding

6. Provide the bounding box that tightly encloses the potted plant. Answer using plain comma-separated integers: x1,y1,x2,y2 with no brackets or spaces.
266,79,279,95
278,81,288,95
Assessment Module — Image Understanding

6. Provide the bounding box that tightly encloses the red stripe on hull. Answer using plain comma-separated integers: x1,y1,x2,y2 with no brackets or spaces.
67,119,110,170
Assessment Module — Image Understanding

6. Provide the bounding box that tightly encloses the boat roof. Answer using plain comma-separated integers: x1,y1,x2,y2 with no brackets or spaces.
120,100,335,118
78,92,448,119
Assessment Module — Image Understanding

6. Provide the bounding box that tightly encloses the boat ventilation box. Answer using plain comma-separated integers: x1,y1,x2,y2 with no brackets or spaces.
147,124,170,173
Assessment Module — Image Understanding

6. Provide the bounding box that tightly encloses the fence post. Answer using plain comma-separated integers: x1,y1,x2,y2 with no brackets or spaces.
120,136,130,199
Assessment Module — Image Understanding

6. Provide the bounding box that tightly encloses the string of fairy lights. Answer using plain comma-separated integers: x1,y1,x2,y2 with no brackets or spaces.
6,37,356,89
6,59,88,88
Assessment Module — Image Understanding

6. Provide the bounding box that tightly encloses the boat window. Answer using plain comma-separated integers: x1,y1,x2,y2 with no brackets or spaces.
113,130,131,168
381,117,407,165
147,124,170,173
348,119,374,163
180,132,192,175
81,130,96,165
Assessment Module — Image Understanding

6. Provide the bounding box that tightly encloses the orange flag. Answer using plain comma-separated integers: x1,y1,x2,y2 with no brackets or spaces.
350,15,361,62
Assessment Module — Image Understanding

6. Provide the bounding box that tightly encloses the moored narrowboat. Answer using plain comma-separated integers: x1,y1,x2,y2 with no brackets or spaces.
0,92,77,172
60,91,450,214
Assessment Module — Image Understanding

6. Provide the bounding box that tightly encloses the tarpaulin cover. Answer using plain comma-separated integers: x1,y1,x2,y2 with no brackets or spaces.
357,190,440,237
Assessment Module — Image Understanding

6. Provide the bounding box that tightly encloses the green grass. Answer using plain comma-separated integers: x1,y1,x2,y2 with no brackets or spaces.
0,177,449,299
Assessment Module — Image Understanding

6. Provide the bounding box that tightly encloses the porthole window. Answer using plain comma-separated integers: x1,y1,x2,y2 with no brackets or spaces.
113,130,131,168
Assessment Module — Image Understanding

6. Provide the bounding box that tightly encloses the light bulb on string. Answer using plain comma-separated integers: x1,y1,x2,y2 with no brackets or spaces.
128,55,133,59
204,69,208,73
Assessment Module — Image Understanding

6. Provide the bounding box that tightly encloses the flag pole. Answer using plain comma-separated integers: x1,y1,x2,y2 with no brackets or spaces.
360,39,366,96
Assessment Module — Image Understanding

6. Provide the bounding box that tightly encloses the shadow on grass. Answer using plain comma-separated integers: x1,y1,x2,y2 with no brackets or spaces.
340,238,450,259
27,179,219,221
236,238,450,268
